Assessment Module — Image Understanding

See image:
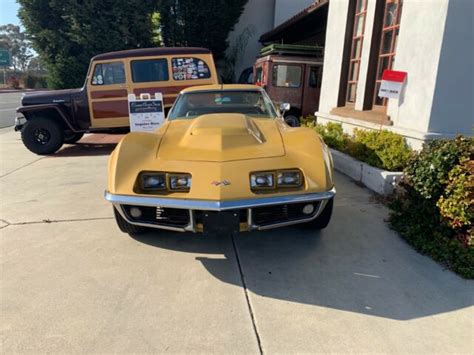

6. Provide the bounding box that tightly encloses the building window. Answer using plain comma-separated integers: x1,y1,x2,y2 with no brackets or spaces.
346,0,368,103
374,0,403,106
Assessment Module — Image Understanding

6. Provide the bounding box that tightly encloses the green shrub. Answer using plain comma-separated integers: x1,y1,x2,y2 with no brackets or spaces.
437,158,473,245
350,129,412,171
300,115,316,127
313,122,348,151
389,135,474,278
306,122,411,171
405,136,472,199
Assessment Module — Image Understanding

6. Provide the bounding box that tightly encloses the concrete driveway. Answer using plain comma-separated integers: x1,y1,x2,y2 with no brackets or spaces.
1,128,473,354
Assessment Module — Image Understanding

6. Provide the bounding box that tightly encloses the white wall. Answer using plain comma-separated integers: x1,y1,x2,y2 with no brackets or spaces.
226,0,276,81
386,0,449,134
318,0,350,114
274,0,315,27
429,0,474,135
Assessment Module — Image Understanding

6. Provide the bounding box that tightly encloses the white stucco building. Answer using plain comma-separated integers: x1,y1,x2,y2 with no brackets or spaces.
316,0,473,148
227,0,315,80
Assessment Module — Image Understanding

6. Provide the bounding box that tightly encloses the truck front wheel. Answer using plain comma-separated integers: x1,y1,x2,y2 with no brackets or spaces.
64,131,84,144
21,117,64,155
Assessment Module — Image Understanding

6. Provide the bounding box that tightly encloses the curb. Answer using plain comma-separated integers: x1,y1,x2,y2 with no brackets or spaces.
330,149,403,195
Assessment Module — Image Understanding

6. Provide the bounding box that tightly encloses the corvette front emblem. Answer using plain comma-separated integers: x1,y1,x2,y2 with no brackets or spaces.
211,179,231,186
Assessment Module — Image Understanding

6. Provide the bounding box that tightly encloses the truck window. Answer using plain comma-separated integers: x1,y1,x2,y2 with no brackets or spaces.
171,57,211,80
309,66,323,89
131,59,169,83
92,62,125,85
272,64,301,88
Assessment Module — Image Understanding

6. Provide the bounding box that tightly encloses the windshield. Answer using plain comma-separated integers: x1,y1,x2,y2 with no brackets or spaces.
168,90,277,120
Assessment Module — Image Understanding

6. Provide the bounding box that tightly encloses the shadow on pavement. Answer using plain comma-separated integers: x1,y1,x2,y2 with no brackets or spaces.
52,142,117,157
129,208,473,321
50,134,124,157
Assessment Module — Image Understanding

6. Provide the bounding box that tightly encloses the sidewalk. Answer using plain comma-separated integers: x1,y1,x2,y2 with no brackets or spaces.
1,128,473,353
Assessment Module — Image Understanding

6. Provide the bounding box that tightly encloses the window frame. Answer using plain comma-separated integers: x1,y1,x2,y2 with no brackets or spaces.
346,0,368,103
131,58,169,83
373,0,403,107
272,64,303,88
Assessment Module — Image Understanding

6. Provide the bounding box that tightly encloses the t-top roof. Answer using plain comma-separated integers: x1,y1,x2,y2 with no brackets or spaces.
181,84,262,94
92,47,211,61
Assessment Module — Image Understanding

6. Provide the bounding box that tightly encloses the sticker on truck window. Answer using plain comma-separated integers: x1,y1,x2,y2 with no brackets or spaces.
172,57,211,80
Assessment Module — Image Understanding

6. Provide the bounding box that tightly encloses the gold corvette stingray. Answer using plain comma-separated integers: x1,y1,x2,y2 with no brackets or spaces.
105,85,335,235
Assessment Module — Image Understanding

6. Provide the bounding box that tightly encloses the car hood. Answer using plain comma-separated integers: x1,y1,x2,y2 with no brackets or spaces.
21,88,83,106
157,114,285,162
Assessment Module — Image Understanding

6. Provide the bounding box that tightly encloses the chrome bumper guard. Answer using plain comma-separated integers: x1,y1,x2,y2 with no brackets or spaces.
105,188,336,232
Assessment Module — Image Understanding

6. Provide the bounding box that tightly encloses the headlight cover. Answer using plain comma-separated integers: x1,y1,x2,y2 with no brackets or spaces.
137,172,191,192
139,172,166,190
169,173,192,191
277,169,302,187
250,169,303,190
250,172,275,190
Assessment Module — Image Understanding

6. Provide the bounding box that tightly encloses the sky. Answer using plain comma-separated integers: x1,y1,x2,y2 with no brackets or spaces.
0,0,21,26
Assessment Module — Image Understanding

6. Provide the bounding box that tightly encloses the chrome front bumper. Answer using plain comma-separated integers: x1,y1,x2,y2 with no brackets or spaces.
105,188,336,232
14,116,26,131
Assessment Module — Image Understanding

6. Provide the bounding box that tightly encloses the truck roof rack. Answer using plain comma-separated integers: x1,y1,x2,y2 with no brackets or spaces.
259,44,324,58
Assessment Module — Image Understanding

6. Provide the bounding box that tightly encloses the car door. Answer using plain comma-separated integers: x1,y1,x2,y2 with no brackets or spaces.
87,59,130,128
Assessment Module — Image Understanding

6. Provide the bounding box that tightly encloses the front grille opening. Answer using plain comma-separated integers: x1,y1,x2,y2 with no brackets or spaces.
194,209,247,225
122,205,190,228
252,202,320,226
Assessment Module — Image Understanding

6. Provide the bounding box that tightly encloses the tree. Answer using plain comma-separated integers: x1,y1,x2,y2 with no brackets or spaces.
0,24,33,71
27,56,47,73
159,0,248,60
18,0,158,89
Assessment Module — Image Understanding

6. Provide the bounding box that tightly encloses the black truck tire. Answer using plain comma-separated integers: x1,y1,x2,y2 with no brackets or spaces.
300,198,333,230
113,207,146,235
21,117,64,155
64,132,84,144
284,113,301,127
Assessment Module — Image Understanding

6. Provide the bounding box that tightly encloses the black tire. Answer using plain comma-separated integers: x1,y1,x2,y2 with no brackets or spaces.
21,117,64,155
284,114,301,127
63,131,84,144
113,207,146,234
300,198,333,230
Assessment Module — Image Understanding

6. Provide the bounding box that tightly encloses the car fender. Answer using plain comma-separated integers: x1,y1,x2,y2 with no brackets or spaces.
17,104,79,132
279,125,334,190
108,132,163,193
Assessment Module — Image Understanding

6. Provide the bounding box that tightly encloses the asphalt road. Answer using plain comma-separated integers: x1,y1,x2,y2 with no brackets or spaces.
1,130,473,353
0,92,23,128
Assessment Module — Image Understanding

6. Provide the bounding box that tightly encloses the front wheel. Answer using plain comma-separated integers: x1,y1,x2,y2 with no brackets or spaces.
284,114,301,127
63,131,84,144
113,207,146,235
300,198,333,230
21,117,64,155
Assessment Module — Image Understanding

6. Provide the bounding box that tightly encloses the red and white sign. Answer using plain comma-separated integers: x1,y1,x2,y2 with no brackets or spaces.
378,70,407,99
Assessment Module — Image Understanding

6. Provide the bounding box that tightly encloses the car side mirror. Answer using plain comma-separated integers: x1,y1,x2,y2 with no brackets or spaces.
280,102,290,114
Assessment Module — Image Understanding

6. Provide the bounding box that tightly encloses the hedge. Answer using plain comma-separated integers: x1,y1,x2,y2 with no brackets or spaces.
302,118,412,171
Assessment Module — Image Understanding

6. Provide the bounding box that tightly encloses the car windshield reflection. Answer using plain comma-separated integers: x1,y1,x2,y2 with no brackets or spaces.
168,90,277,120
